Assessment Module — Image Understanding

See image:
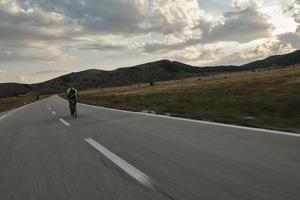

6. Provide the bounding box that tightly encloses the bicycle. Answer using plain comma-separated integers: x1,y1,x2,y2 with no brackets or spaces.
69,99,78,118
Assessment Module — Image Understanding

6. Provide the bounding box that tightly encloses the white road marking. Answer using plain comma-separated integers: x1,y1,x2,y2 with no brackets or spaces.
4,104,29,117
85,138,154,188
59,118,71,126
12,104,28,113
0,100,43,120
0,114,7,120
55,95,299,137
46,104,52,111
79,102,300,138
51,111,56,115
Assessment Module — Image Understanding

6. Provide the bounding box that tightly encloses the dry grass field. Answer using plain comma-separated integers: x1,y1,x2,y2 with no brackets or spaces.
77,66,300,132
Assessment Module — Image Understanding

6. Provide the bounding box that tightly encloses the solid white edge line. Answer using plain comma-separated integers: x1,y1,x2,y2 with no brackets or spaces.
0,99,44,120
0,114,7,120
5,104,28,116
78,102,300,138
85,138,154,188
59,118,71,126
54,95,299,137
51,111,56,115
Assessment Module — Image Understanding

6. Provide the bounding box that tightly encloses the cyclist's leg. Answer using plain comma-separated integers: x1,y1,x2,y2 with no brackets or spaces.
68,99,73,115
74,99,77,117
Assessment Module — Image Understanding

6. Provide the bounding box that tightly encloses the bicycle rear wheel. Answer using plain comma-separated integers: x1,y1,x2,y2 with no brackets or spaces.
74,107,77,118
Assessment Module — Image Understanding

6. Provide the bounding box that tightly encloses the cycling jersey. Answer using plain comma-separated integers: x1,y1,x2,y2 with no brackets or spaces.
67,87,78,99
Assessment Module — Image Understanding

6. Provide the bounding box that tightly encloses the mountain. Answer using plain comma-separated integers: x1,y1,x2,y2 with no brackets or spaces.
242,49,300,68
1,50,300,98
35,60,208,94
0,83,34,98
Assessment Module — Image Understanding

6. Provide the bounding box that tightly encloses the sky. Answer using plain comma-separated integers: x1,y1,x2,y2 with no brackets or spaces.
0,0,299,83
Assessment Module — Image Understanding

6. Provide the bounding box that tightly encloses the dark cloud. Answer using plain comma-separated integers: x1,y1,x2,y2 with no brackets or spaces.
0,2,67,41
278,26,300,49
20,0,188,35
203,7,273,43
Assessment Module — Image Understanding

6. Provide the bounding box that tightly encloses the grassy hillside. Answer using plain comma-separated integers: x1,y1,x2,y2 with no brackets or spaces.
77,66,300,133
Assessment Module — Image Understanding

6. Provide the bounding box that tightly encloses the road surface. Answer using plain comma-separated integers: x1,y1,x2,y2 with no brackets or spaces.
0,95,299,200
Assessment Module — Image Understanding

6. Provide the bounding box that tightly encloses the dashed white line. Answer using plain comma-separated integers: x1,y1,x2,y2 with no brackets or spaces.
59,118,71,126
85,138,154,188
51,111,56,115
46,104,52,111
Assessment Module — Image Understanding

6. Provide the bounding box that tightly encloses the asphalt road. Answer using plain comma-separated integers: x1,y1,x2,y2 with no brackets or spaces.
0,95,299,200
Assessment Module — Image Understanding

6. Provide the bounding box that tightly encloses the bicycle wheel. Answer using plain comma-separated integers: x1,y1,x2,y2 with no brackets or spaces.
74,106,78,118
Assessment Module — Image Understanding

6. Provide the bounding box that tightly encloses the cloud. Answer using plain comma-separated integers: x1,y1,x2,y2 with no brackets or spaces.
30,0,202,35
214,38,294,65
278,26,300,49
0,0,298,77
284,0,300,22
142,38,201,53
0,0,207,62
29,0,146,34
162,35,295,67
75,43,125,51
169,46,223,66
241,38,293,60
203,7,273,43
0,69,30,83
231,0,262,10
0,68,72,83
0,0,72,62
0,43,74,62
142,1,273,53
1,0,200,62
35,68,71,74
278,0,300,49
0,1,67,42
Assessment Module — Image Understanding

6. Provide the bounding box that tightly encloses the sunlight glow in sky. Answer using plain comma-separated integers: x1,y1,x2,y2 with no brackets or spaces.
0,0,299,83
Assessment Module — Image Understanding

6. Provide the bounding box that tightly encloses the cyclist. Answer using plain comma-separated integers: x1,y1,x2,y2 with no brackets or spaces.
67,87,78,116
